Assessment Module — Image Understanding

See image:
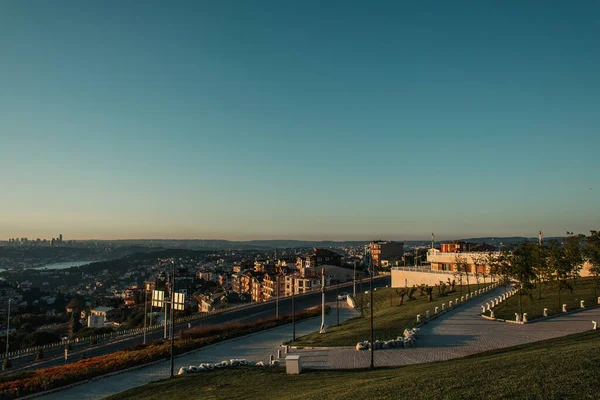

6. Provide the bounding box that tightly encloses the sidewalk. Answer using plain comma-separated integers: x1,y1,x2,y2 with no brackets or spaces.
294,287,600,368
38,308,359,400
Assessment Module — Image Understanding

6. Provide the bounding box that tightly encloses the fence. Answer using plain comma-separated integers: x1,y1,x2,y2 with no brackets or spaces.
5,275,388,360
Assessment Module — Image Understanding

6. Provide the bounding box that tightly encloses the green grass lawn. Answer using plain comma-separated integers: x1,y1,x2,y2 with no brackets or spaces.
290,283,492,347
108,330,600,400
492,277,600,321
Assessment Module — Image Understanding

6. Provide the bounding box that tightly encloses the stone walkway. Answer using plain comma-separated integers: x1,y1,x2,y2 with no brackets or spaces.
294,287,600,368
37,288,600,399
38,308,358,400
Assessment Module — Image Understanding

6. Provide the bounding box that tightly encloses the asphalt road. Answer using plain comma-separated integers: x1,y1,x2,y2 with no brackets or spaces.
4,276,390,374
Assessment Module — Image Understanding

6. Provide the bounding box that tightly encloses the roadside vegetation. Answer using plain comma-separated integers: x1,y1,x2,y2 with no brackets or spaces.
487,230,600,321
292,282,493,347
0,307,322,400
109,330,600,400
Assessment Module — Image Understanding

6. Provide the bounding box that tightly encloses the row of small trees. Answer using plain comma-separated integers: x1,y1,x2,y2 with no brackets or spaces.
469,231,600,317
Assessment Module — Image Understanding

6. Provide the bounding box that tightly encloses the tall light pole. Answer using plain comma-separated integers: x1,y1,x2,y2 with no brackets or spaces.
170,260,176,378
291,278,296,342
369,259,374,370
319,267,326,333
336,285,339,326
143,283,148,345
353,261,357,297
5,299,11,359
276,275,280,318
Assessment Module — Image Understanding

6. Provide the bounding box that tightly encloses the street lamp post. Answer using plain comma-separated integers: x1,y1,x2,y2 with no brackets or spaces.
170,260,176,378
291,278,296,341
143,284,148,345
336,286,339,326
5,299,11,359
370,260,375,370
276,275,280,318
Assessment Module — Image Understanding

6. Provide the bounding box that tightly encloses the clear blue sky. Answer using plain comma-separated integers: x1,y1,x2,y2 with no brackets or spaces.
1,1,598,241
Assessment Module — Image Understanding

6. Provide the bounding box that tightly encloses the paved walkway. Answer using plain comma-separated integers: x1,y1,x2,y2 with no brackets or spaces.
38,288,600,399
39,307,358,400
294,287,600,368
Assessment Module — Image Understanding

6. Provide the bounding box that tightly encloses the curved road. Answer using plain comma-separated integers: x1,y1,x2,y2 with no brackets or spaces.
5,276,390,374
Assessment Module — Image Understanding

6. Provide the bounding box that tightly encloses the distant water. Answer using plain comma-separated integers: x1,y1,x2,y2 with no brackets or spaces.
38,260,97,270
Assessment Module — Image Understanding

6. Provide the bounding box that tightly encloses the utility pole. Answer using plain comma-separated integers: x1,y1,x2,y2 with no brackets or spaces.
276,275,280,318
143,283,148,345
369,259,374,370
319,267,326,333
5,299,11,359
291,278,296,341
170,260,176,378
163,295,168,339
353,261,357,297
336,286,339,326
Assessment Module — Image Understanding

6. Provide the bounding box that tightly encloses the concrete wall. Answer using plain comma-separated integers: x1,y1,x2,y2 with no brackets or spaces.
391,268,498,288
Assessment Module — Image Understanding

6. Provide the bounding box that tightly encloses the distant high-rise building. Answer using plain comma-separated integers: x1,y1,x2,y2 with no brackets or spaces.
59,234,63,243
367,240,405,268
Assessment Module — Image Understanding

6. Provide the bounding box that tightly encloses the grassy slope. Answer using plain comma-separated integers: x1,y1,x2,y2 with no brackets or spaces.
492,277,599,320
108,330,600,400
292,284,489,347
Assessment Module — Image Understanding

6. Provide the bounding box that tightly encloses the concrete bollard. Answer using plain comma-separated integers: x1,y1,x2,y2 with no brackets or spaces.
465,294,469,300
426,310,430,319
543,308,548,317
562,304,567,313
523,313,528,323
449,301,453,307
490,310,494,318
593,321,597,331
442,303,446,311
435,307,439,315
285,345,289,354
515,313,520,322
580,300,585,309
482,306,486,313
486,303,491,311
417,314,421,323
598,297,600,305
277,349,282,359
502,294,506,301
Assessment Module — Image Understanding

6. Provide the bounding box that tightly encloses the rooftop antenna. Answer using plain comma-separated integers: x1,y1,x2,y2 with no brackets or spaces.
431,233,435,249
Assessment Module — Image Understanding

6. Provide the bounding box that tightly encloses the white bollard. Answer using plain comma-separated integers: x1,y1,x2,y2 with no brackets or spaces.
490,310,494,318
456,298,459,305
523,313,528,323
460,296,464,302
426,310,430,319
435,307,439,315
502,294,506,301
580,300,585,309
465,294,469,300
562,304,567,313
515,313,520,322
442,303,446,311
598,297,600,305
543,308,548,317
593,321,597,331
417,314,421,323
449,301,453,307
494,298,499,306
482,306,486,313
486,303,491,311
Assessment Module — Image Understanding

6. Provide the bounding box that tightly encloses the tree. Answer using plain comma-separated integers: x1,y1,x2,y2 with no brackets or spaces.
472,254,486,289
396,288,408,306
424,286,434,302
407,286,417,301
2,358,11,370
446,278,456,293
511,242,538,317
548,240,573,311
583,230,600,299
454,256,470,295
437,281,448,297
564,232,584,287
69,312,81,337
489,250,512,304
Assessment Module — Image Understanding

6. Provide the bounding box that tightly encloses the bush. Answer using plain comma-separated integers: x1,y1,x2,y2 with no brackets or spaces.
0,307,323,399
2,358,11,371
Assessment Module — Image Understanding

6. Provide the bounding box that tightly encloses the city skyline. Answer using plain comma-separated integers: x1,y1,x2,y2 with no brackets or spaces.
1,1,599,240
